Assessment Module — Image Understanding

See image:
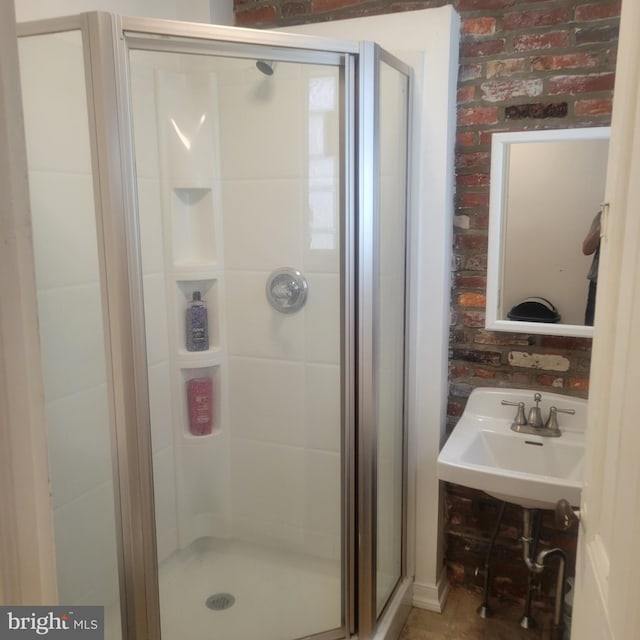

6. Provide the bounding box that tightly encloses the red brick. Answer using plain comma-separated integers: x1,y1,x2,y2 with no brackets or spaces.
457,0,516,10
464,254,487,270
462,311,486,328
234,5,277,25
459,192,490,209
458,173,490,187
504,371,532,385
458,107,499,127
480,130,504,145
531,53,599,71
281,1,307,17
390,2,432,12
486,58,526,78
455,273,487,288
481,78,543,102
575,98,613,116
459,63,483,82
312,0,360,10
450,364,471,378
462,16,496,36
451,348,501,365
575,2,622,22
548,73,616,95
447,401,466,418
456,131,476,147
458,292,487,308
448,562,465,584
540,335,593,350
576,25,619,45
569,377,590,392
474,330,532,346
461,38,505,59
475,368,496,379
536,374,565,388
504,7,570,31
457,85,476,103
474,213,489,229
513,31,570,52
455,234,488,251
456,151,490,169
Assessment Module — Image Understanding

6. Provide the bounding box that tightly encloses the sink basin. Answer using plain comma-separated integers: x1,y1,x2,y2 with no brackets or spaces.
437,387,587,509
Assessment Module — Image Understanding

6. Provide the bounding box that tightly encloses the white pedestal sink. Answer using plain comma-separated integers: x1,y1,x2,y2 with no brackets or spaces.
437,387,587,509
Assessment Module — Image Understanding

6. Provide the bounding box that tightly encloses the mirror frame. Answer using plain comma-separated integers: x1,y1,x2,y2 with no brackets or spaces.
486,126,610,338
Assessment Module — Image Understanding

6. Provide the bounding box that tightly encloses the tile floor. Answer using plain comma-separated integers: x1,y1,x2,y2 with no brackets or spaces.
398,587,557,640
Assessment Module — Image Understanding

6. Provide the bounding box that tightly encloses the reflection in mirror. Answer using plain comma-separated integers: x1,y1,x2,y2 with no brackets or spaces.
486,127,610,338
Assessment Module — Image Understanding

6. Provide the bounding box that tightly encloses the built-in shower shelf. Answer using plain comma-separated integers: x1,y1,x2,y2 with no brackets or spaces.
173,186,212,197
181,365,221,438
170,187,217,266
176,279,220,353
176,352,223,368
172,264,219,277
182,431,220,442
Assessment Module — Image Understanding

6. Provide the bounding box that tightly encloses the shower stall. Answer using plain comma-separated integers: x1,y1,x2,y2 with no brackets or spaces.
17,12,410,640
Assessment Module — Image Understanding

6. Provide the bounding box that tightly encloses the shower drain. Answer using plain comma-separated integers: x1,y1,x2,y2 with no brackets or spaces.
205,593,236,611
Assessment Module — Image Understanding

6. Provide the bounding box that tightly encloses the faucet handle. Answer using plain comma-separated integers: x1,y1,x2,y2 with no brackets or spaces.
545,406,576,433
501,400,527,426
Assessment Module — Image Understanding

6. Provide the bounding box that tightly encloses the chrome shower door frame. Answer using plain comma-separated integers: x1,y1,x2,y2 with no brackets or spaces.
101,13,360,640
357,41,413,640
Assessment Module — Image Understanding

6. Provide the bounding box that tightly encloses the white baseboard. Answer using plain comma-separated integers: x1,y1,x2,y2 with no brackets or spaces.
412,570,449,613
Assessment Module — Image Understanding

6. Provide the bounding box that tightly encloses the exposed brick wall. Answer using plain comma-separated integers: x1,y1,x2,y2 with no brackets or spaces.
234,0,620,612
437,1,617,604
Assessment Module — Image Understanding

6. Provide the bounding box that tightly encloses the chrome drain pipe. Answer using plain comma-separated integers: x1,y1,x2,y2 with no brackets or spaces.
520,508,542,629
521,508,567,639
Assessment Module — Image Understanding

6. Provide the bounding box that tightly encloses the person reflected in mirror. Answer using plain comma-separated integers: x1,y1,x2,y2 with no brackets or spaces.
583,210,602,326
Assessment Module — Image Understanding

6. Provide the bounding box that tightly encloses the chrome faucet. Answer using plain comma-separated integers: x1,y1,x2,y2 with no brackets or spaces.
501,393,575,437
527,393,544,428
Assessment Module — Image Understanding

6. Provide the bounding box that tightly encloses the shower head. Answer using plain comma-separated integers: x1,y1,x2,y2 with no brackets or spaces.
256,59,275,76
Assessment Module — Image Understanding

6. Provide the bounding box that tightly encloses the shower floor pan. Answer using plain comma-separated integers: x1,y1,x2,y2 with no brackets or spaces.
107,538,341,640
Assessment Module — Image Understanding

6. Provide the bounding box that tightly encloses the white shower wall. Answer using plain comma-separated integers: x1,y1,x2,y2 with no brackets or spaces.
133,53,343,565
219,62,341,560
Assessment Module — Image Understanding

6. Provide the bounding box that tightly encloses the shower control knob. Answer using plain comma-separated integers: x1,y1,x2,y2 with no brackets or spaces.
266,267,308,314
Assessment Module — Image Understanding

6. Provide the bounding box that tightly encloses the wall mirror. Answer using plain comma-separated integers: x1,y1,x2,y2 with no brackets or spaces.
486,127,610,338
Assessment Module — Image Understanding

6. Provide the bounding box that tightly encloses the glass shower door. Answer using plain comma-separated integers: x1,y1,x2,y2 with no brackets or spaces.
127,36,347,640
375,55,410,617
357,42,411,631
19,13,412,640
18,26,123,640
